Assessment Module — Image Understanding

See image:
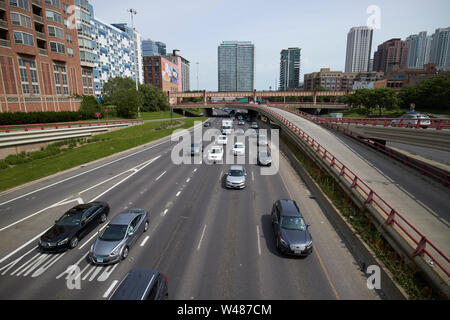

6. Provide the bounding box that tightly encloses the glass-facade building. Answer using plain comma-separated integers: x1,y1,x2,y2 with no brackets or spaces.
279,48,301,90
142,40,166,57
218,41,254,92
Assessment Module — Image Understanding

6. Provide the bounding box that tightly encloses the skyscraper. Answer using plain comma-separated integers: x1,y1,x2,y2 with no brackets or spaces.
142,40,166,57
218,41,255,92
345,26,374,73
279,48,301,91
406,31,432,69
429,27,450,70
373,39,409,73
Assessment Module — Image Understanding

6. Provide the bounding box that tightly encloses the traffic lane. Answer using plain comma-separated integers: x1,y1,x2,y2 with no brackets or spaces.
0,121,203,219
276,152,380,300
0,148,200,299
387,141,450,166
0,153,167,257
333,131,450,226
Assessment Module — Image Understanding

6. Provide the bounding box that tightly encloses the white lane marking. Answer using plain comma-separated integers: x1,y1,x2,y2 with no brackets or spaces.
0,121,204,207
140,236,150,247
82,265,96,281
89,265,103,281
0,228,50,264
55,252,89,280
252,171,255,182
176,191,181,197
197,224,207,251
10,253,42,276
89,156,160,202
31,252,66,278
193,168,197,173
186,178,190,183
78,231,100,250
103,280,118,298
161,209,168,217
0,247,36,275
155,171,167,181
256,225,262,256
0,156,160,233
97,264,118,282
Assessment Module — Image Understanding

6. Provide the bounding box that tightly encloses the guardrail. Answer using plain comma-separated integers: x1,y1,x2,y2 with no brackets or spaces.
0,119,143,133
257,106,449,278
313,115,450,131
271,106,450,187
267,101,348,106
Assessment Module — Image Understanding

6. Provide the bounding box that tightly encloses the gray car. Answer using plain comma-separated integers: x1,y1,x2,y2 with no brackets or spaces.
226,165,247,189
272,200,313,256
89,209,149,264
258,150,272,166
191,142,202,156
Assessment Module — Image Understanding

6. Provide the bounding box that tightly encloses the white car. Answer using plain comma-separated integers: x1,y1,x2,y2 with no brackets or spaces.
218,135,228,145
258,135,268,147
233,142,245,156
207,146,224,163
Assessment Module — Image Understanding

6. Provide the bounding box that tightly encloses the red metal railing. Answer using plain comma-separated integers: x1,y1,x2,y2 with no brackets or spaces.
0,119,144,133
258,105,450,277
270,105,450,187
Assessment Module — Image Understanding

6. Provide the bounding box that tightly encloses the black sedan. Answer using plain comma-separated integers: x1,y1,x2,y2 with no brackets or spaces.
39,202,110,252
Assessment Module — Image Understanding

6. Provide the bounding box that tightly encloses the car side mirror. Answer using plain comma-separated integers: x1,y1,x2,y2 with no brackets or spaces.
307,224,311,228
128,231,134,237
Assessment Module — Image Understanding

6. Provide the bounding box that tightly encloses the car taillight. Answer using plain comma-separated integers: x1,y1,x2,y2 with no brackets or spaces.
163,274,167,282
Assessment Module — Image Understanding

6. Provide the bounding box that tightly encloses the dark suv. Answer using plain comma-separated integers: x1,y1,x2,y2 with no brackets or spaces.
271,200,313,256
109,269,168,300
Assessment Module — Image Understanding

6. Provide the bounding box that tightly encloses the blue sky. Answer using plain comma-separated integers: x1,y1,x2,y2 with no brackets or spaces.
91,0,450,91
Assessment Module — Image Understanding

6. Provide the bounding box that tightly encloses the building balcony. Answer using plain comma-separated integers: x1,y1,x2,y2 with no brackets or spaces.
35,31,46,40
33,14,44,25
0,0,6,10
32,0,42,7
38,48,47,55
0,19,7,30
80,60,95,68
0,38,10,47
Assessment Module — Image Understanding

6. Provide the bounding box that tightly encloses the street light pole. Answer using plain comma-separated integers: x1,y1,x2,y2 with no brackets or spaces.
128,8,140,117
196,62,199,92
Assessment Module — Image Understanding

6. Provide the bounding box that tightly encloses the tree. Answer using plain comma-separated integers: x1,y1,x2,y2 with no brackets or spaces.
102,77,136,106
372,88,400,115
112,88,143,118
79,95,101,118
139,84,169,112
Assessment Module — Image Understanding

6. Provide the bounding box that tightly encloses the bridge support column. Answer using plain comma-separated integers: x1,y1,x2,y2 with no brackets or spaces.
253,89,257,104
203,90,207,105
313,90,317,105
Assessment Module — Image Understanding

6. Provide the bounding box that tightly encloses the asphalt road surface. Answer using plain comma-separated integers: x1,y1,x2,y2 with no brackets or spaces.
0,116,380,300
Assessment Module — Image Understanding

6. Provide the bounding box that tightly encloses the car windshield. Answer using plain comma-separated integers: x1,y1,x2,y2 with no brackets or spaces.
99,224,127,241
211,148,221,154
219,136,227,140
56,212,81,226
229,169,244,177
235,144,243,148
280,216,306,231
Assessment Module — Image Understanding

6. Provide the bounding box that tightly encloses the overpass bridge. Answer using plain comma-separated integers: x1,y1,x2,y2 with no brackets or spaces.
169,90,353,105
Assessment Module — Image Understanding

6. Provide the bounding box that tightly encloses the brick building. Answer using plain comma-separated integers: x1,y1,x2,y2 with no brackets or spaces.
303,68,384,91
143,55,179,94
373,38,409,74
0,0,94,113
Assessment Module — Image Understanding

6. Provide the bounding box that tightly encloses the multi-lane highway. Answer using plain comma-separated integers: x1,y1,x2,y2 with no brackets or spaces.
0,115,380,300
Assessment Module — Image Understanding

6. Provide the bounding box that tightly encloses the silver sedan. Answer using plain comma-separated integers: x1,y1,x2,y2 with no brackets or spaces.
89,209,149,264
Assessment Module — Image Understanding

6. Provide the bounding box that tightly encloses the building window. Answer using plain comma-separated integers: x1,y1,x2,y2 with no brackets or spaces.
67,47,74,57
10,12,32,29
8,0,29,11
66,33,72,43
44,0,60,9
18,58,40,95
48,25,64,40
45,10,62,24
53,64,68,95
13,31,34,46
50,41,65,54
82,70,92,95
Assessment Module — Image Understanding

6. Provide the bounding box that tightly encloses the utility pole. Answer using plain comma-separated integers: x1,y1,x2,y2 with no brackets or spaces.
128,8,140,117
196,62,199,92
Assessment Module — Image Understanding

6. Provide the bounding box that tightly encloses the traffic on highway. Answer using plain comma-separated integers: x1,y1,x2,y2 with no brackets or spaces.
0,109,380,302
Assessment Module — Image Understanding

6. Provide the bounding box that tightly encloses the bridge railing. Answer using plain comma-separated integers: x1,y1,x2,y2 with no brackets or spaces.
258,106,450,277
269,105,450,187
0,119,144,133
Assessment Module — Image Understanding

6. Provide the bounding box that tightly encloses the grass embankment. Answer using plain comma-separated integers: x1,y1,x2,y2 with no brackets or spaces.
139,111,184,121
0,118,204,192
282,136,441,300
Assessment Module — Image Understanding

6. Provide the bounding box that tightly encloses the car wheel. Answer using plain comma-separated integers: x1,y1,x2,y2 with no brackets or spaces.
144,221,149,232
122,246,129,260
100,213,107,223
69,237,79,249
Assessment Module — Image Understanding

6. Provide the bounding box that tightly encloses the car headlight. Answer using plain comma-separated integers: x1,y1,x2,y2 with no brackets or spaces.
110,244,123,256
306,241,313,248
57,238,69,246
280,237,288,247
90,244,94,253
